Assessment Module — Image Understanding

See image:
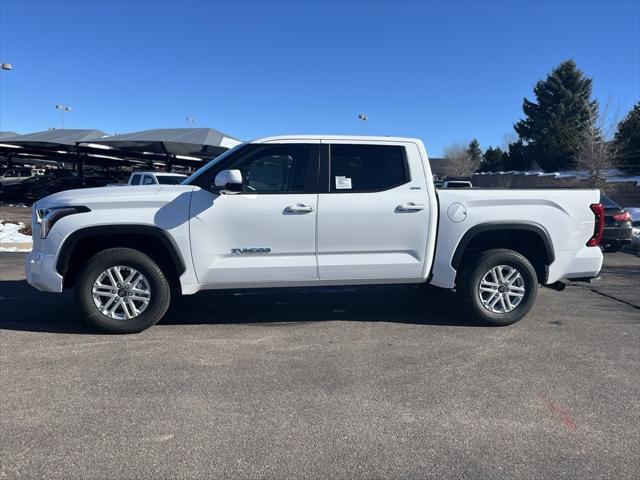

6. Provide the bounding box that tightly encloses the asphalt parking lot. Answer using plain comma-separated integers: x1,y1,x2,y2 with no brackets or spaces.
1,252,638,479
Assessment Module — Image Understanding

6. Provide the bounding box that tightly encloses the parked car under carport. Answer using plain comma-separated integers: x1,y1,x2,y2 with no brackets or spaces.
22,175,116,202
600,194,633,252
1,175,54,201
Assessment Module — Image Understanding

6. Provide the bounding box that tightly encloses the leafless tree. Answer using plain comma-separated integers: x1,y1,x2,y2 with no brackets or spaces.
575,102,618,188
501,132,518,152
442,142,480,177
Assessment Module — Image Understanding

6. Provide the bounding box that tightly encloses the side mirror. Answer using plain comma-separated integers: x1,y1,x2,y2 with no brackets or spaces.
214,169,243,191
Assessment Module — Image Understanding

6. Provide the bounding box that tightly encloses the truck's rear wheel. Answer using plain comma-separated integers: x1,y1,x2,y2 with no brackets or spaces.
459,248,537,326
75,248,171,333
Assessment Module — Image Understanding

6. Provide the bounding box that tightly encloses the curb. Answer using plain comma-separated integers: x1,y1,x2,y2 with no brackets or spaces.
0,241,33,252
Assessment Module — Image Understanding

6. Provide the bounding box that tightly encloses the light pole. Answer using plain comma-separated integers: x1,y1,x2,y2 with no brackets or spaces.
1,63,12,71
357,113,368,134
55,104,71,129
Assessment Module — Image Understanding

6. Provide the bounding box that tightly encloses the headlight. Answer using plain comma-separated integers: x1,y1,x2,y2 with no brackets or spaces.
37,206,90,239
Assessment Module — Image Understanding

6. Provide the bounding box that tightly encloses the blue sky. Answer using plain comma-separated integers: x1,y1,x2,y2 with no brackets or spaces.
0,0,638,156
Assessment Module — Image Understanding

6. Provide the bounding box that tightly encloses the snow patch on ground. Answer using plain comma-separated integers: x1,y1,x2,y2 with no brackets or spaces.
0,221,33,252
474,169,640,185
0,222,31,242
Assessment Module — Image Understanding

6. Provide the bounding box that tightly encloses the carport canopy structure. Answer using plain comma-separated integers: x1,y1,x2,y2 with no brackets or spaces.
0,131,19,140
0,128,241,171
0,129,110,170
82,128,242,159
0,129,107,148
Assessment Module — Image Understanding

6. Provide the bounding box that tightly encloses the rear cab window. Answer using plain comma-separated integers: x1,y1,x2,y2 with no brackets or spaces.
157,175,186,185
130,174,142,185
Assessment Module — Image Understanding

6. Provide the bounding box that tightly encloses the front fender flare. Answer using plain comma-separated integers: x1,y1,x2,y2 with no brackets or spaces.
56,224,186,277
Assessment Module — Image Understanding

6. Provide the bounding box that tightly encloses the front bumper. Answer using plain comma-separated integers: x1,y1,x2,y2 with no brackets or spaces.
25,250,63,292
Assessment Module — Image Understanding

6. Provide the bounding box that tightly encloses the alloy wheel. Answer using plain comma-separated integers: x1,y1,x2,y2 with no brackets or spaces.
478,264,525,314
92,265,151,320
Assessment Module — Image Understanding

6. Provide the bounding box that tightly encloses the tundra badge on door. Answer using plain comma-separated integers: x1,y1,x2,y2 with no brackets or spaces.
230,247,271,255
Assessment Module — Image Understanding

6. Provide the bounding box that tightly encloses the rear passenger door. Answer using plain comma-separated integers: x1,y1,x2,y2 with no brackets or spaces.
317,141,429,281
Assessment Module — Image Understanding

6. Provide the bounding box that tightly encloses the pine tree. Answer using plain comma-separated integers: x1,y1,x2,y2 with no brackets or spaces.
467,139,483,169
514,60,597,172
479,146,507,172
613,102,640,175
503,141,533,171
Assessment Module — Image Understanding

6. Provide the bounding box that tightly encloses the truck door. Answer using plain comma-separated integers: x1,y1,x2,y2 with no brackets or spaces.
189,142,320,286
317,141,429,281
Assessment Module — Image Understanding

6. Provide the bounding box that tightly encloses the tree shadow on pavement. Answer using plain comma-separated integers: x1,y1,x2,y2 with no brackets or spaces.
0,280,479,335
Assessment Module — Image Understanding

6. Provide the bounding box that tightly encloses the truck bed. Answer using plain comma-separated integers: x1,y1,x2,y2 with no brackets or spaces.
431,188,603,288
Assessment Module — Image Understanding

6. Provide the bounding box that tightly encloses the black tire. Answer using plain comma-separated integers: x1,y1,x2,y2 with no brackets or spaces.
75,248,171,333
458,248,538,326
602,244,622,253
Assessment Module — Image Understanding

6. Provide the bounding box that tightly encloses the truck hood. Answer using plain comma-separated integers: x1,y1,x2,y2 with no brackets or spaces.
35,185,197,209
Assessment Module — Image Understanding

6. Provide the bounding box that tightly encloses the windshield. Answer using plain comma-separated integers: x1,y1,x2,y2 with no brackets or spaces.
183,143,248,185
600,194,620,209
157,175,187,185
22,176,41,184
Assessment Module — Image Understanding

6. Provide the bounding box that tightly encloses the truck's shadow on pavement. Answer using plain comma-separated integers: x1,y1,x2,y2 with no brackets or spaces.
0,280,479,334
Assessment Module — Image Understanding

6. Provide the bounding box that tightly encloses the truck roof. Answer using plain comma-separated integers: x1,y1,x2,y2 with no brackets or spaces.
131,172,188,177
252,135,423,144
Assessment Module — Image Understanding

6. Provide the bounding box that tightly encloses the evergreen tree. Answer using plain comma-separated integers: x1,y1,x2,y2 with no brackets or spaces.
503,140,533,171
613,102,640,174
467,139,483,169
514,60,597,172
479,146,507,172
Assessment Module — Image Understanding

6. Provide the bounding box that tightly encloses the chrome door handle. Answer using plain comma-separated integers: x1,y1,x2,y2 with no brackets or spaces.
396,202,425,212
285,204,315,213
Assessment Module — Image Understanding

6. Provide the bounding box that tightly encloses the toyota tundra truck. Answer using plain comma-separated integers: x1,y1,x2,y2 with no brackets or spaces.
26,136,604,333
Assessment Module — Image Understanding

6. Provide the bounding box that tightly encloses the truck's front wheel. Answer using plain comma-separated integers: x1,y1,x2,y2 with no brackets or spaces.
75,248,171,333
459,249,538,326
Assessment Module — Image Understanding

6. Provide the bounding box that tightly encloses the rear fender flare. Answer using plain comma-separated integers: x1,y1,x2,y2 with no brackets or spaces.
451,222,555,271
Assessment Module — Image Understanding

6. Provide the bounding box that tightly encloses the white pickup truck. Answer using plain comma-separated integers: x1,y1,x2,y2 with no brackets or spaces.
26,136,604,333
127,171,187,185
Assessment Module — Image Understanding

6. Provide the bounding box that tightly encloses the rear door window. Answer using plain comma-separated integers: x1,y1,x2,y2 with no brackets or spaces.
328,144,409,193
130,174,142,185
